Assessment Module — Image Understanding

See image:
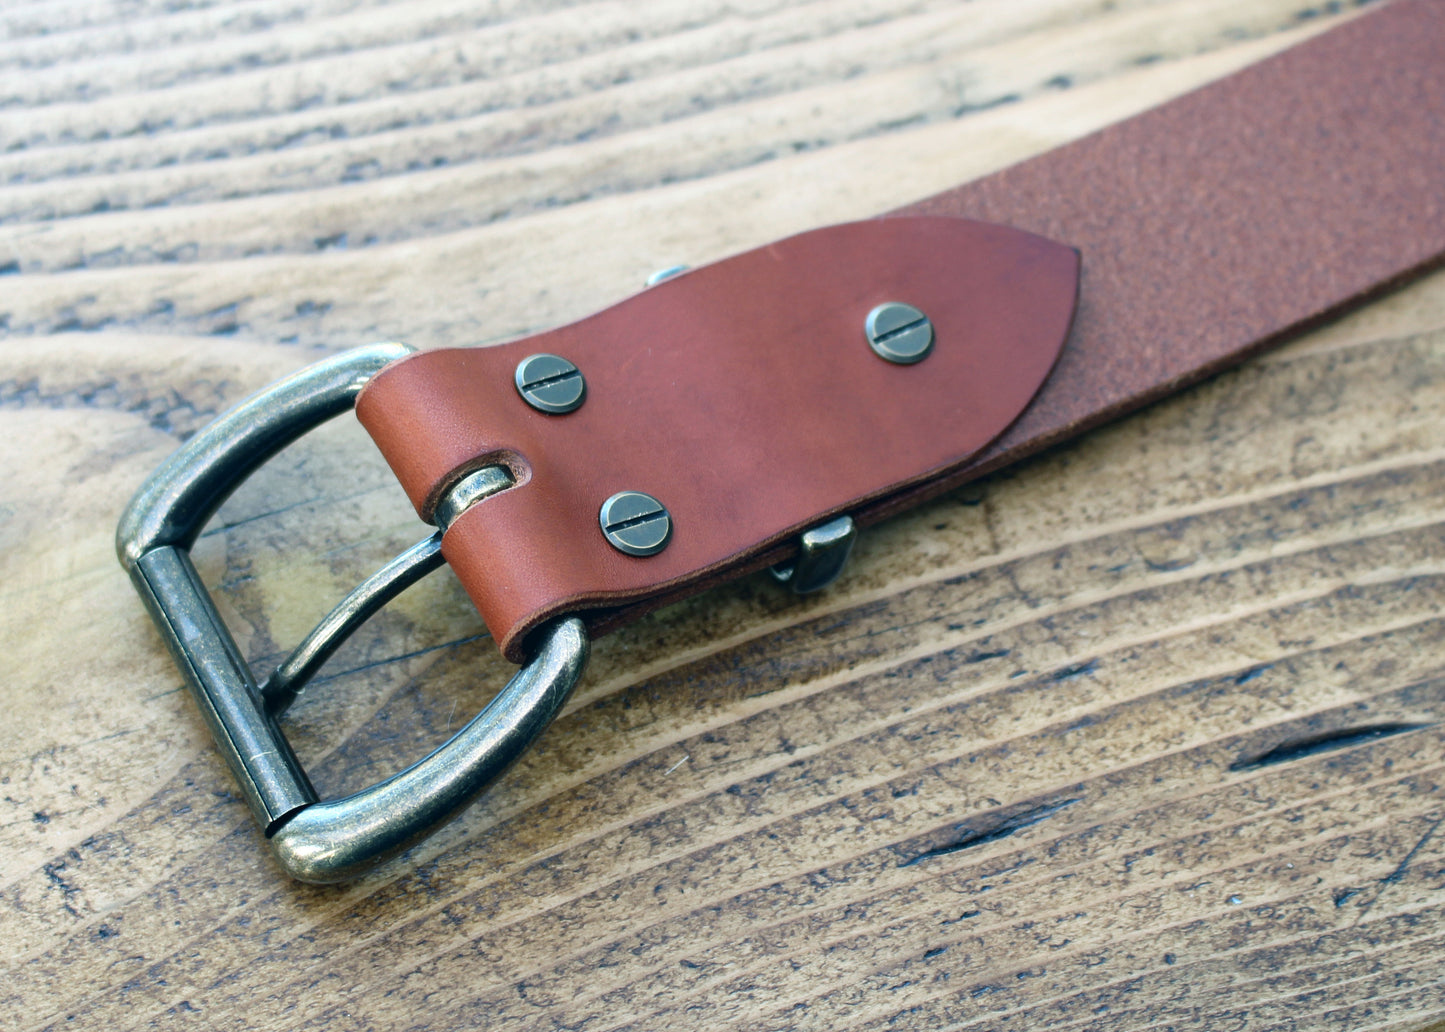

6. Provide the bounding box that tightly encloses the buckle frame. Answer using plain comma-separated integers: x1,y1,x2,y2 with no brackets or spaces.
117,344,588,883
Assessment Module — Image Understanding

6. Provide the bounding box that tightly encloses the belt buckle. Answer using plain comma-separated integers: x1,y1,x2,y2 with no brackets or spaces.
116,343,588,883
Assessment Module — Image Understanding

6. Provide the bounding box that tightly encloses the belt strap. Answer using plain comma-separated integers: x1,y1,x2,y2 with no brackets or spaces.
357,218,1080,660
359,0,1445,663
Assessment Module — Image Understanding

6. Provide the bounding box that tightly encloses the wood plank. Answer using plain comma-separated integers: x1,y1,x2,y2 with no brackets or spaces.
2,1,1442,1029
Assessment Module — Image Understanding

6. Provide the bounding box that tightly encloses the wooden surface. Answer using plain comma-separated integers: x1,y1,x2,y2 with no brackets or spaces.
3,1,1444,1029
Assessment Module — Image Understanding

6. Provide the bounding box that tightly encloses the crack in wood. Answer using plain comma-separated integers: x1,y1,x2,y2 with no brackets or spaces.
1229,722,1434,772
899,797,1082,868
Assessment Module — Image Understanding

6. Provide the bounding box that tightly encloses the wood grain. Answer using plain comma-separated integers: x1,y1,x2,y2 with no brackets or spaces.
3,1,1443,1029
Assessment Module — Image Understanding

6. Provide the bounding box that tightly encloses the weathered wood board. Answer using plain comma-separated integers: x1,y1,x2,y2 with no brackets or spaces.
2,1,1443,1029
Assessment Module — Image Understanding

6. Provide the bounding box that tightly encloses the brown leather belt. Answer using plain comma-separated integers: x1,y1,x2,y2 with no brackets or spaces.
357,217,1081,661
118,0,1445,881
359,0,1445,662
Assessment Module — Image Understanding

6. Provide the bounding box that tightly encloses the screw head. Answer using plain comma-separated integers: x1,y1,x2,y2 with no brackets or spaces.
599,491,672,556
865,302,934,364
515,353,586,414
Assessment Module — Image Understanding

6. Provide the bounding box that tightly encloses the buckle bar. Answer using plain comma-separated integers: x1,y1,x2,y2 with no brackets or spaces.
117,345,589,883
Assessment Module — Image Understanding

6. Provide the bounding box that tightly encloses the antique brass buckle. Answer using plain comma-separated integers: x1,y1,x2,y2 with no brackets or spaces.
116,344,588,883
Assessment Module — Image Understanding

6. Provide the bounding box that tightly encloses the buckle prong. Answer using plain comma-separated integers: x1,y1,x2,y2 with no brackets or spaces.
260,464,518,717
117,344,590,883
259,530,445,718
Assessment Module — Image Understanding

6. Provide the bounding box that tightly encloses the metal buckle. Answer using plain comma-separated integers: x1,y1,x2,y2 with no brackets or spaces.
116,344,588,883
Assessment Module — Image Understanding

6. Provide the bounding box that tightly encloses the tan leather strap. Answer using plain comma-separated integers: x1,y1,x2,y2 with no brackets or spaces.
359,0,1445,662
897,0,1445,488
358,219,1079,660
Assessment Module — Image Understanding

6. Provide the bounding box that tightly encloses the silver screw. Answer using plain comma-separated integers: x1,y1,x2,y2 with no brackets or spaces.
865,302,934,364
515,353,586,414
599,491,672,556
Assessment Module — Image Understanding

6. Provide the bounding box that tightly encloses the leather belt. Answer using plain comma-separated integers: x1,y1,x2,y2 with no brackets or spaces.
117,0,1445,882
357,217,1080,661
